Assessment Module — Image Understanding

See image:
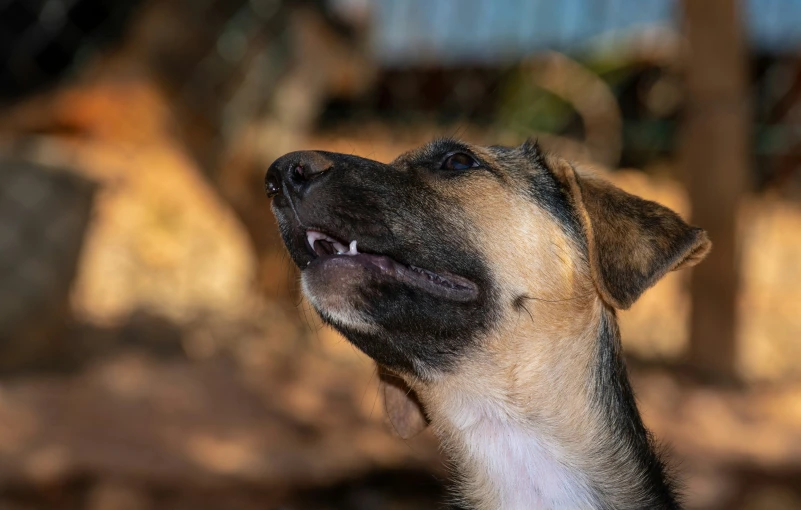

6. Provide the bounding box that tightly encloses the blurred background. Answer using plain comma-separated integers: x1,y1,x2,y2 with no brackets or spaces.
0,0,800,508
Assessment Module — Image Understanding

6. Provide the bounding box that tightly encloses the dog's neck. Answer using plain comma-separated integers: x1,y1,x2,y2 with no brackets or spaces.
413,301,679,510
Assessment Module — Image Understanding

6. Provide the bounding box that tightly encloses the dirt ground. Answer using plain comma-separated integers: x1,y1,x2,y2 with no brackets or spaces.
1,316,800,509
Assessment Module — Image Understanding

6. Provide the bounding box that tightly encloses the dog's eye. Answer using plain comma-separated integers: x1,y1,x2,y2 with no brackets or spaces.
441,153,479,171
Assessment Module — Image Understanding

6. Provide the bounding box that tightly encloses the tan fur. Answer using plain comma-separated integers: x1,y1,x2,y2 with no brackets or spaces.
401,158,608,508
381,146,708,508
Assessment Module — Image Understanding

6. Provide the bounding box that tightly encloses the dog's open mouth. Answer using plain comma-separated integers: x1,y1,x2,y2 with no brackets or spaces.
305,230,479,302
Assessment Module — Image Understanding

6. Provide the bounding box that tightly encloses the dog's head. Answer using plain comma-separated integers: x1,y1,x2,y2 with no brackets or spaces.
266,139,709,434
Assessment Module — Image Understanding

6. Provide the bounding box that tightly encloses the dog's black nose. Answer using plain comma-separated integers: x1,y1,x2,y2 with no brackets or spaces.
265,151,334,198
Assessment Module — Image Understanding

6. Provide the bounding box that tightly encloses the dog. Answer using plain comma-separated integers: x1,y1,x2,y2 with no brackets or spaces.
265,139,710,509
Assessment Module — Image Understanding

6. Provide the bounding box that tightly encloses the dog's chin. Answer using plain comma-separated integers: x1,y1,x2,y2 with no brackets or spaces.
300,268,379,334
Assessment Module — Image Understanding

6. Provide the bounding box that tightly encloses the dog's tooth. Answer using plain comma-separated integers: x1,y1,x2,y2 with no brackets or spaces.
348,240,358,255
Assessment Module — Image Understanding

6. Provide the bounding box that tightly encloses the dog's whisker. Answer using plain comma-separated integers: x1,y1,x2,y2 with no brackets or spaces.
368,373,382,422
362,366,379,417
549,241,573,266
515,299,535,324
516,293,590,304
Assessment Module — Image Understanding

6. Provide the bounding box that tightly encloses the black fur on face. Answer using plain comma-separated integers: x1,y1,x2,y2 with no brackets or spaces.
264,139,553,377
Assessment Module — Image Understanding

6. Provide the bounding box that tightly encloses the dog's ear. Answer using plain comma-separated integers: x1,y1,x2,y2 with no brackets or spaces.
546,157,711,309
378,367,428,439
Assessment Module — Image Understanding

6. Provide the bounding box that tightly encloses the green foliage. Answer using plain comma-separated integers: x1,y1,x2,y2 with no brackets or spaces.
496,68,575,137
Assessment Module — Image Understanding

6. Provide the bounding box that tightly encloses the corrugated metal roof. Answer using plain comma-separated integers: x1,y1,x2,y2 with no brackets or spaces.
371,0,801,65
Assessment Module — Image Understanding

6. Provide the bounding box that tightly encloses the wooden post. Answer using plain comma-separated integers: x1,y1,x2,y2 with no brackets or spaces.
680,0,749,381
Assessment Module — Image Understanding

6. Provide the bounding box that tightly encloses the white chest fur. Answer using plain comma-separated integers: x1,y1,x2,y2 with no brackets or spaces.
434,393,599,510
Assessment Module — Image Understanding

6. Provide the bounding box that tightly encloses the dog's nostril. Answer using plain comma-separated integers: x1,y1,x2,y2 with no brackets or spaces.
291,164,306,182
281,155,333,193
265,172,281,197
